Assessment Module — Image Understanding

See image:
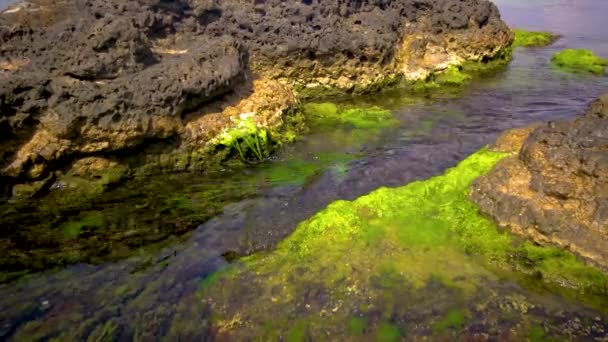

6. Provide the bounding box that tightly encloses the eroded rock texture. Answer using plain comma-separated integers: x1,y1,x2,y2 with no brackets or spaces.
471,95,608,270
0,0,511,198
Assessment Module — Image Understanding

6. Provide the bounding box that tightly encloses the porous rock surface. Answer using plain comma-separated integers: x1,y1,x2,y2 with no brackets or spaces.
471,94,608,270
0,0,511,198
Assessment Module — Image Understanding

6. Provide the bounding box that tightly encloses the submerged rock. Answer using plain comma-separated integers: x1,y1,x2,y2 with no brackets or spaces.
471,94,608,270
0,0,512,199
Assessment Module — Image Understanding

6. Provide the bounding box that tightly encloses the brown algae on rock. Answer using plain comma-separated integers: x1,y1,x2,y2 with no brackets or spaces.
551,49,608,74
513,29,558,48
201,148,608,339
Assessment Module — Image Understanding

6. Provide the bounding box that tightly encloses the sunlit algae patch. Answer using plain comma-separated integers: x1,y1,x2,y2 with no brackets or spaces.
512,29,557,48
551,48,608,75
201,148,608,340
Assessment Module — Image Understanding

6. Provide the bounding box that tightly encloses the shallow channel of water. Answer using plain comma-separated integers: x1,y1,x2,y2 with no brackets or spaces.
1,0,608,340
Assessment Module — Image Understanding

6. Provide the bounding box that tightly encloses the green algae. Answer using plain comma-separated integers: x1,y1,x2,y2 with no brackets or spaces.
302,103,400,130
62,212,105,238
435,66,472,86
551,49,608,75
433,309,467,332
408,67,471,93
377,322,401,342
347,317,367,336
461,48,513,77
286,320,308,342
201,148,608,338
217,117,269,161
513,29,557,48
527,324,552,342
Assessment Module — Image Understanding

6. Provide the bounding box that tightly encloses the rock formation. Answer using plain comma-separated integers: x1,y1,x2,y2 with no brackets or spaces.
471,94,608,270
0,0,512,200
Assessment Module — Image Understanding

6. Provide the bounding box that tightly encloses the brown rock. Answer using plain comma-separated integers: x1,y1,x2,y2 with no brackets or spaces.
471,95,608,270
0,0,512,199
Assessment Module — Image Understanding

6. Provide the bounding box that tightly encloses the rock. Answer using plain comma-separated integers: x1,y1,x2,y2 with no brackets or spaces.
0,0,512,200
471,95,608,270
11,175,52,200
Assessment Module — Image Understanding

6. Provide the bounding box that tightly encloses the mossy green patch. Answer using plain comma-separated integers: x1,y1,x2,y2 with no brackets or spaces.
202,149,608,338
435,66,472,86
551,49,608,75
377,322,401,342
433,309,467,332
408,65,473,92
461,47,513,76
513,29,557,48
302,103,400,130
63,212,105,238
286,319,308,342
347,317,367,336
528,324,548,342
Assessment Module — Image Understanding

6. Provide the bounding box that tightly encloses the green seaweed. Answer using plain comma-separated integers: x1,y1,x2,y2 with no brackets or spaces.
202,148,608,338
463,47,514,76
377,322,401,342
302,103,400,130
513,29,557,48
433,309,467,332
435,66,472,86
63,212,105,238
551,49,608,75
286,319,308,342
347,317,367,336
528,324,548,342
217,117,270,161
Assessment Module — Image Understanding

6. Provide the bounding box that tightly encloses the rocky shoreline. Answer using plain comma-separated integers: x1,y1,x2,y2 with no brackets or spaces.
472,94,608,271
0,0,512,201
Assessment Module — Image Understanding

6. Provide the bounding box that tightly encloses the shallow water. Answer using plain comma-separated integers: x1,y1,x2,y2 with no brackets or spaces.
0,0,12,11
1,0,608,340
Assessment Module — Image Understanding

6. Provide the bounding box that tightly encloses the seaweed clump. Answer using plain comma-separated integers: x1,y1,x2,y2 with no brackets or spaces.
512,29,557,48
201,148,608,339
301,103,400,130
216,116,270,161
551,49,608,74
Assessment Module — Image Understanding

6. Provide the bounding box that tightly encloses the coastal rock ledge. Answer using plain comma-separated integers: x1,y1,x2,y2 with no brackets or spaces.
471,94,608,270
0,0,511,199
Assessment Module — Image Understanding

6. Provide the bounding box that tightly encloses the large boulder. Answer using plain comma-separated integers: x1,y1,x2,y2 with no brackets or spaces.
0,0,512,199
471,94,608,270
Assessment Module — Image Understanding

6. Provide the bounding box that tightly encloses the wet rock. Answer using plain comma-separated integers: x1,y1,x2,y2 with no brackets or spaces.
471,94,608,270
0,0,511,199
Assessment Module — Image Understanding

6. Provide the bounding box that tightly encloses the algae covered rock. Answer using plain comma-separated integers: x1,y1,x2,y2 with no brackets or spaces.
201,149,608,340
0,0,512,200
551,49,608,74
471,94,608,270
